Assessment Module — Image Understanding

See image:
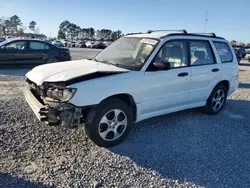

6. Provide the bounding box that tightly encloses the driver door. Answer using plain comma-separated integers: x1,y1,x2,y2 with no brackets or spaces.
0,40,28,66
140,40,191,117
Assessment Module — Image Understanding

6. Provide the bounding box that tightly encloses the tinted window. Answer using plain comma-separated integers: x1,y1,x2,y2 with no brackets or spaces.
155,40,188,68
213,42,233,63
189,40,215,66
4,41,27,50
30,41,50,50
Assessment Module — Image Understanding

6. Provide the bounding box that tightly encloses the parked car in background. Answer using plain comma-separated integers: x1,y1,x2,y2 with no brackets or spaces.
92,41,107,49
61,39,69,47
75,41,87,48
0,39,71,67
103,41,112,47
245,50,250,62
52,40,64,47
44,39,53,44
85,41,95,48
68,41,76,47
235,48,246,58
234,49,241,63
24,30,239,147
0,37,6,43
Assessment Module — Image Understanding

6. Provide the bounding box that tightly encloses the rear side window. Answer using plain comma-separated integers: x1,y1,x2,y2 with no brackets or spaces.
213,42,233,63
189,40,215,66
30,41,50,50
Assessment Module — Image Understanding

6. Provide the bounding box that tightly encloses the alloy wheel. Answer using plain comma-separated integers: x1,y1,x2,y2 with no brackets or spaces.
98,109,127,141
212,89,225,111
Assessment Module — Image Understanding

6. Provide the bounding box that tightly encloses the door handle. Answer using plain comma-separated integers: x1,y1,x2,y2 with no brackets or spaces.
178,72,189,77
212,68,219,72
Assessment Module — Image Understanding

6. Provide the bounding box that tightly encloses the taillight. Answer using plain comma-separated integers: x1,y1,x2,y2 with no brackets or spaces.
60,49,70,56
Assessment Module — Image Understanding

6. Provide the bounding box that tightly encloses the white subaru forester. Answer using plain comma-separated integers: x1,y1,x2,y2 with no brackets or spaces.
24,30,239,147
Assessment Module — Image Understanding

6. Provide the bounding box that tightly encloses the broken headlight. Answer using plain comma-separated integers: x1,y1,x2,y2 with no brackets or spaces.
45,88,77,102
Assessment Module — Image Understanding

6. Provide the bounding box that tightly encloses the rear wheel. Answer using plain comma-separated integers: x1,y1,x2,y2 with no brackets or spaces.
45,57,58,64
85,98,133,147
203,84,228,114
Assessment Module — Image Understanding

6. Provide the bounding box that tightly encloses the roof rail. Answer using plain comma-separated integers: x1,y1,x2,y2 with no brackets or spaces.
126,32,143,35
189,33,216,37
147,29,187,34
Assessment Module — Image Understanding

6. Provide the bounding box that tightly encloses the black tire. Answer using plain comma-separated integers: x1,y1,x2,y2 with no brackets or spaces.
203,84,228,114
45,57,58,64
85,98,133,147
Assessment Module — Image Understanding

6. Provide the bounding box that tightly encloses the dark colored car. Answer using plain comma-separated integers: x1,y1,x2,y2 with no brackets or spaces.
68,41,76,48
237,48,246,58
75,41,86,48
0,39,71,67
92,41,107,49
234,49,241,64
0,37,6,43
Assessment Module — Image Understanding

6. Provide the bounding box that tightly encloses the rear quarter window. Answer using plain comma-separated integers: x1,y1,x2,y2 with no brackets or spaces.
213,41,233,63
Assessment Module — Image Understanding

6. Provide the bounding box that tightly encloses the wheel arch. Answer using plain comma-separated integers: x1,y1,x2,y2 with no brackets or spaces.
101,93,137,122
216,80,230,94
208,80,230,100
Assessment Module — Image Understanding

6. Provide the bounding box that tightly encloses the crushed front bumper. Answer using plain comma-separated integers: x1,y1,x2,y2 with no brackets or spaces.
24,86,82,127
24,85,46,121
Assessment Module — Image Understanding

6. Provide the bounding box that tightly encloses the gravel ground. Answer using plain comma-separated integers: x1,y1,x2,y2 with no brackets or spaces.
0,61,250,188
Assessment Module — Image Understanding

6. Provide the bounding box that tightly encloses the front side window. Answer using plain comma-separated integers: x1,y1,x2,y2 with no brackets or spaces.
95,37,159,70
213,42,233,63
189,40,215,66
30,41,50,50
4,41,27,50
154,40,188,68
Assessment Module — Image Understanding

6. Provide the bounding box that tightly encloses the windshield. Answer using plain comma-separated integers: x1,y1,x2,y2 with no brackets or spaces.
95,37,159,70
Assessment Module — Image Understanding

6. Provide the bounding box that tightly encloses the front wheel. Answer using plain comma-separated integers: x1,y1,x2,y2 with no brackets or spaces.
203,84,228,114
85,98,133,147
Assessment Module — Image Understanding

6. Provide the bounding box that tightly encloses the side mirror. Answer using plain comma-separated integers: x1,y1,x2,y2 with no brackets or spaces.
153,60,170,70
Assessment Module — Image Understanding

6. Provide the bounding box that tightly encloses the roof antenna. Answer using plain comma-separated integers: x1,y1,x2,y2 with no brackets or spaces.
204,11,208,33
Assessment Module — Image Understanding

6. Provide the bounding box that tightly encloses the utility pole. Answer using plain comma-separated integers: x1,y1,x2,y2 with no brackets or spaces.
204,11,208,33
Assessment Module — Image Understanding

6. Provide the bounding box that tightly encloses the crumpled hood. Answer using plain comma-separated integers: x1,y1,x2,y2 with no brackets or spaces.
26,59,130,85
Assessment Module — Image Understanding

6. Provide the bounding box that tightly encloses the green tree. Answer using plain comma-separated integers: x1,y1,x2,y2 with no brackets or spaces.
111,31,118,41
74,26,81,39
96,30,101,40
0,17,6,35
117,30,122,38
246,43,250,48
81,28,88,39
59,20,70,38
230,40,237,47
16,27,25,36
9,15,22,35
111,30,123,41
4,19,11,35
29,21,37,33
57,30,66,39
100,29,112,40
88,27,95,39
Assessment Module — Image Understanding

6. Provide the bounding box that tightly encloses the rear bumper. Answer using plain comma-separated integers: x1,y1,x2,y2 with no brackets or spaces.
59,56,71,62
228,77,239,96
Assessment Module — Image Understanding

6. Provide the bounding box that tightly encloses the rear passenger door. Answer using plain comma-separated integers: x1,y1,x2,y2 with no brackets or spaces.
27,41,51,64
188,40,220,104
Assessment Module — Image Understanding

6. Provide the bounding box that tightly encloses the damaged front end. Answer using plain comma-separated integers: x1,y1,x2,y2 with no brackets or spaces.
25,78,84,128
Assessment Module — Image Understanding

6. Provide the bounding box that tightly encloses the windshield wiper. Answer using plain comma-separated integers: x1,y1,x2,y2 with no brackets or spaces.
98,59,117,66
